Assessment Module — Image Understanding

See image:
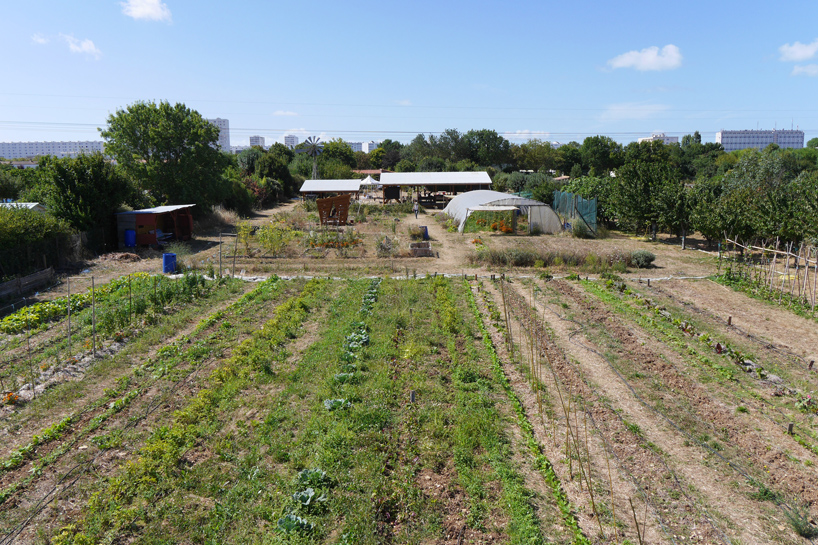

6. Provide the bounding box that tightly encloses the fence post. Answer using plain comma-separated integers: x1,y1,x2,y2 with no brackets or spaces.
92,277,97,358
67,278,71,357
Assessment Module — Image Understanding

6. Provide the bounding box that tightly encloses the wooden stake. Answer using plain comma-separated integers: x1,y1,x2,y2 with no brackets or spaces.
629,498,644,545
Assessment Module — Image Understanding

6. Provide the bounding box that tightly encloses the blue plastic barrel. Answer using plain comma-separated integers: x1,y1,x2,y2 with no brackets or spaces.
162,253,177,274
420,226,429,240
124,229,136,248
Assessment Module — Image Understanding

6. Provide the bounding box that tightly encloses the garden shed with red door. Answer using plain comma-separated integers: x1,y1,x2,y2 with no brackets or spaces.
116,204,195,249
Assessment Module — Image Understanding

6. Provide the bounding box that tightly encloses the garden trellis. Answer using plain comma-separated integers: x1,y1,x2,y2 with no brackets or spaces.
724,238,818,312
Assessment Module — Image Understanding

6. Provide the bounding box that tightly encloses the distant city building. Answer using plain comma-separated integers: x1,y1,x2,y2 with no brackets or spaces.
346,141,363,152
206,118,230,151
715,129,804,152
230,145,251,154
549,141,564,149
0,140,104,159
363,141,380,153
249,135,265,148
284,134,299,148
638,133,679,145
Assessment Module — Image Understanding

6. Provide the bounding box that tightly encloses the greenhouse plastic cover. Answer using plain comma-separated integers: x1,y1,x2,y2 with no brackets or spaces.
442,190,560,233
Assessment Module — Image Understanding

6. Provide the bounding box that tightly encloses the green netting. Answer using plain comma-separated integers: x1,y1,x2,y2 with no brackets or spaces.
552,190,597,233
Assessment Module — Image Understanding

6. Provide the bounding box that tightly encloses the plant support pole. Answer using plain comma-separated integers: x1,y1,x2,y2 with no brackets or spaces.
92,277,96,357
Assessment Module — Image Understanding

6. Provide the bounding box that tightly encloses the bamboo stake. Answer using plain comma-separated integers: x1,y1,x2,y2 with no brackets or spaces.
812,248,818,314
584,402,605,537
604,437,618,545
629,498,644,545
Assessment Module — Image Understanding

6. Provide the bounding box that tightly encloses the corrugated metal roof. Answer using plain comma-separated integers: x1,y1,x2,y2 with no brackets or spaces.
300,179,362,193
0,202,46,211
379,171,492,186
117,204,196,215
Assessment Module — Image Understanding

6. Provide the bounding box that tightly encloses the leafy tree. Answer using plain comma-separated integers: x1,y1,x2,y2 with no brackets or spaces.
464,129,511,166
401,134,433,164
613,160,682,236
368,148,386,170
257,150,294,195
100,101,227,211
395,159,415,172
354,151,371,170
689,177,727,246
563,176,616,224
0,168,23,200
580,135,623,176
807,137,818,149
381,149,401,170
38,153,131,232
321,138,356,168
558,143,583,175
417,157,446,172
569,163,583,179
237,147,264,175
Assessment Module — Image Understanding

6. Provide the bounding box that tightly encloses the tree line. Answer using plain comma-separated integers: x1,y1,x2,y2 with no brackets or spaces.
2,101,817,264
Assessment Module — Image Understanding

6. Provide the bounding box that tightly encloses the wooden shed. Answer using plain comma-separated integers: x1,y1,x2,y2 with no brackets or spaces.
116,205,195,249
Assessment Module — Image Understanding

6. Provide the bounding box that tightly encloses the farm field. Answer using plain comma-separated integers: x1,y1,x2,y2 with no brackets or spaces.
1,204,817,544
0,264,815,543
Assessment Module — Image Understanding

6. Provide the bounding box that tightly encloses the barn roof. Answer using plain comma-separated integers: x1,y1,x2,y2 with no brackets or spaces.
379,171,492,187
300,179,362,193
117,205,196,215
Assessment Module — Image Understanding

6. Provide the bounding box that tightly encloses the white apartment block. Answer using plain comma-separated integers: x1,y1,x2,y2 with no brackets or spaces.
249,135,265,148
284,134,299,149
0,140,104,159
363,140,380,153
716,129,804,152
638,133,679,145
345,141,363,152
206,118,230,151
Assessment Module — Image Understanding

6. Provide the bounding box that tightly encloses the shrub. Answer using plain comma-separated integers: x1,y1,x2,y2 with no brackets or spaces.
572,222,593,239
631,250,656,269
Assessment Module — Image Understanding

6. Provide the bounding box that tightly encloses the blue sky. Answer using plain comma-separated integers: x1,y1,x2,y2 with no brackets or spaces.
2,0,817,146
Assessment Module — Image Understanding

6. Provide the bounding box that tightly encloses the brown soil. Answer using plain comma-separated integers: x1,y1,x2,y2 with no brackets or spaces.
545,278,818,540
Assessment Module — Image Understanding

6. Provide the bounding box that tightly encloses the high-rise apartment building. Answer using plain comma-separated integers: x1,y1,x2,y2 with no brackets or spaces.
284,134,299,149
0,140,104,159
346,141,363,152
249,136,265,148
206,118,230,151
638,133,679,145
363,141,380,153
715,129,803,152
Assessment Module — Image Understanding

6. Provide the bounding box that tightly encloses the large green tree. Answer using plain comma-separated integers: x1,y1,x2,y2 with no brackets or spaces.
100,101,227,211
39,153,131,232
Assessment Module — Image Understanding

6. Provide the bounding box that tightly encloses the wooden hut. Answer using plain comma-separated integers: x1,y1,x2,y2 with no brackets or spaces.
116,205,195,249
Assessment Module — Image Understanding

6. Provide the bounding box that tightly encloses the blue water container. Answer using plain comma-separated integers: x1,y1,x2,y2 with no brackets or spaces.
162,253,177,274
420,226,429,240
124,229,136,248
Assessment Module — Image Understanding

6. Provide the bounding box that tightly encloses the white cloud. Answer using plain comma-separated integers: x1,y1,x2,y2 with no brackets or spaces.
396,99,412,106
779,39,818,62
607,45,682,71
121,0,172,22
31,33,49,45
792,64,818,77
599,102,670,122
273,110,298,116
502,130,550,142
59,34,102,60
